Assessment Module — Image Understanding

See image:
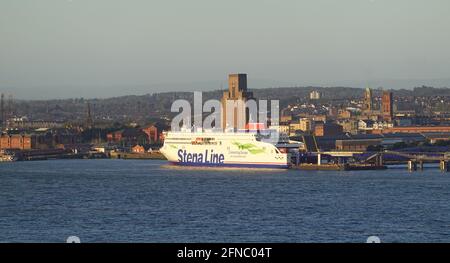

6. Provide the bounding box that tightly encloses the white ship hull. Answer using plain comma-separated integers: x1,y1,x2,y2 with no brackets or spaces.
161,132,288,169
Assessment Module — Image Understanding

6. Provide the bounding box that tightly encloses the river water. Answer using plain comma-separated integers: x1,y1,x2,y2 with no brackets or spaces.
1,159,449,242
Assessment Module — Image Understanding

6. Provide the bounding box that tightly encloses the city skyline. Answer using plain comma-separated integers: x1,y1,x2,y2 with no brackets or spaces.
1,0,450,99
2,0,450,247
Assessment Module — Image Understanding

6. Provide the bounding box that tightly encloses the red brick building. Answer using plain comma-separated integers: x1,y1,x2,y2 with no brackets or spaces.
314,122,344,137
106,130,124,142
106,128,149,145
382,126,450,134
0,134,33,150
107,126,161,145
141,125,159,143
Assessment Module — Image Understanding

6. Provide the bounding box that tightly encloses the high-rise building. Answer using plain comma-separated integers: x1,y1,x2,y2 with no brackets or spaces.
382,90,393,121
221,74,254,130
364,87,373,112
310,91,321,100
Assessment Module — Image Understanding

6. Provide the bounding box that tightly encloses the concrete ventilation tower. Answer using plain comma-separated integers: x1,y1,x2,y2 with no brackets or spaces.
221,73,254,130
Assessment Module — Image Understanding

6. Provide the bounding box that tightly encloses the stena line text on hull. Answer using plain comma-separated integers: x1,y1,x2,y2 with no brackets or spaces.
161,131,288,169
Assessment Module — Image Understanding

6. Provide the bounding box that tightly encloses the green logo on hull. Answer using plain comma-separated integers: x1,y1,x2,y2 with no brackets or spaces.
232,142,265,154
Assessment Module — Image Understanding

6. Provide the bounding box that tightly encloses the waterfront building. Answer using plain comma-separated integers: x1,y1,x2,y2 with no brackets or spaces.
381,133,425,145
314,122,344,137
0,130,78,150
106,124,166,145
336,138,382,151
382,126,450,134
106,128,149,146
32,128,81,149
314,135,349,151
0,134,33,150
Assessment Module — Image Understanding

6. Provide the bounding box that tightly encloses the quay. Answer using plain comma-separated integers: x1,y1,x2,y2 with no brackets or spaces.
0,148,166,162
289,150,449,172
1,140,448,173
290,151,387,171
293,163,387,171
286,134,450,172
110,151,166,160
1,149,85,162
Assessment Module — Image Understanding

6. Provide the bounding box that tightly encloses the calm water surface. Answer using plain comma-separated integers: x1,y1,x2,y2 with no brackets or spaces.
1,159,449,242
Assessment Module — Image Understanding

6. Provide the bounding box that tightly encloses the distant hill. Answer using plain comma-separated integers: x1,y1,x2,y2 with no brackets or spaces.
9,86,450,124
4,78,449,100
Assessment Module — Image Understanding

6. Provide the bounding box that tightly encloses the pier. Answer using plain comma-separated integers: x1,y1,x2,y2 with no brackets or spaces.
291,135,450,172
110,151,166,160
291,150,450,172
291,135,387,171
383,150,450,172
291,150,387,171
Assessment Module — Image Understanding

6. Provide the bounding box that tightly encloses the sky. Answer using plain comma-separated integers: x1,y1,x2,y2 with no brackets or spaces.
1,0,450,99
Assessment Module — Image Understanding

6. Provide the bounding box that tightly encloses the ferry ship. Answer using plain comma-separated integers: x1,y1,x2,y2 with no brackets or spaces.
160,131,289,169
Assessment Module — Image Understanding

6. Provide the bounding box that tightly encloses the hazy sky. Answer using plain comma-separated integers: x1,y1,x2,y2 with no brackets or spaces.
1,0,450,99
